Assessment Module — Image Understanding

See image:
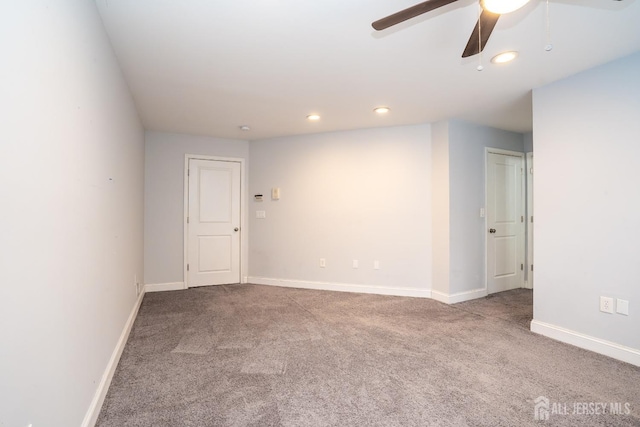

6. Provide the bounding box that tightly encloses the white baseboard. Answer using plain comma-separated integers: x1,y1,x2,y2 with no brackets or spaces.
431,287,487,304
81,289,146,427
248,277,432,299
145,282,185,292
531,320,640,367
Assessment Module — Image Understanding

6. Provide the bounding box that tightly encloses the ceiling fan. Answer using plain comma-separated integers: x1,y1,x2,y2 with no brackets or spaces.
372,0,622,58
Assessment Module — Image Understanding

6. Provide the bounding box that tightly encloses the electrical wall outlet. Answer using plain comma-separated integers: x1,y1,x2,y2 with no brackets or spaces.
352,260,359,269
319,258,326,268
374,260,380,270
616,299,629,316
600,296,614,314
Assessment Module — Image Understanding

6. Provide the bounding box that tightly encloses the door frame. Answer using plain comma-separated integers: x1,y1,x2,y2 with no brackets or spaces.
183,154,247,288
484,148,526,293
525,152,534,289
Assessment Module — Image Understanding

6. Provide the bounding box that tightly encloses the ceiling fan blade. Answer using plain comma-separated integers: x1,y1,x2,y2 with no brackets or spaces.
462,10,500,58
372,0,459,31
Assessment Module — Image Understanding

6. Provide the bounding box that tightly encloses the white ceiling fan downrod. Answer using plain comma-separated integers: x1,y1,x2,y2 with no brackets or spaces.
477,3,484,71
545,0,553,51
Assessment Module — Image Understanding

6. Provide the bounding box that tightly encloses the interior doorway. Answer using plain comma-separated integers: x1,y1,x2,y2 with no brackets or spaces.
485,149,526,294
185,157,243,287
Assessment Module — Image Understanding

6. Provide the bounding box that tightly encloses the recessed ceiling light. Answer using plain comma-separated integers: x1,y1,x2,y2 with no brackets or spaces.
491,51,519,64
239,125,250,131
374,106,390,114
481,0,529,14
307,114,321,121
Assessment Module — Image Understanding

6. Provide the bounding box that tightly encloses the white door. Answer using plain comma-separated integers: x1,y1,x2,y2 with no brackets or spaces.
187,159,241,287
486,152,525,294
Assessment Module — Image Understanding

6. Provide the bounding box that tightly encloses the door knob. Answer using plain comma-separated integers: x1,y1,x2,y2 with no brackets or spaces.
489,228,496,234
234,227,239,232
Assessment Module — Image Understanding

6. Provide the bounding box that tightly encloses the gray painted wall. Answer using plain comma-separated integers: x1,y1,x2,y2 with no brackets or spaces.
0,2,145,425
523,132,533,153
144,131,249,285
249,125,432,291
532,52,640,350
431,122,451,295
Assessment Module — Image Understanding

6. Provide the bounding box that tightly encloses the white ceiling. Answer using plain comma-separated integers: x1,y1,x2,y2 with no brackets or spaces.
96,0,640,141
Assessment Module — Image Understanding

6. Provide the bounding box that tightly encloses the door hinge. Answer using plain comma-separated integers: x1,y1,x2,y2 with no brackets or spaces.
187,264,189,271
521,263,524,271
521,215,524,223
531,216,533,223
188,169,190,177
187,216,189,224
531,264,534,271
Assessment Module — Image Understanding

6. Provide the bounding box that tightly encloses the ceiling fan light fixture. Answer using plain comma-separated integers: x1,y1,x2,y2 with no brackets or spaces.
480,0,530,14
374,106,390,114
491,50,519,64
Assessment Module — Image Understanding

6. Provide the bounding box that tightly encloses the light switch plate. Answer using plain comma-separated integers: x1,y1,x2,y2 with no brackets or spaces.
256,210,266,219
616,299,629,316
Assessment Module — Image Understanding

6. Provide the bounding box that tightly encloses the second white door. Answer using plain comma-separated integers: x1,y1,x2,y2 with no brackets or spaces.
187,159,241,287
486,152,525,294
